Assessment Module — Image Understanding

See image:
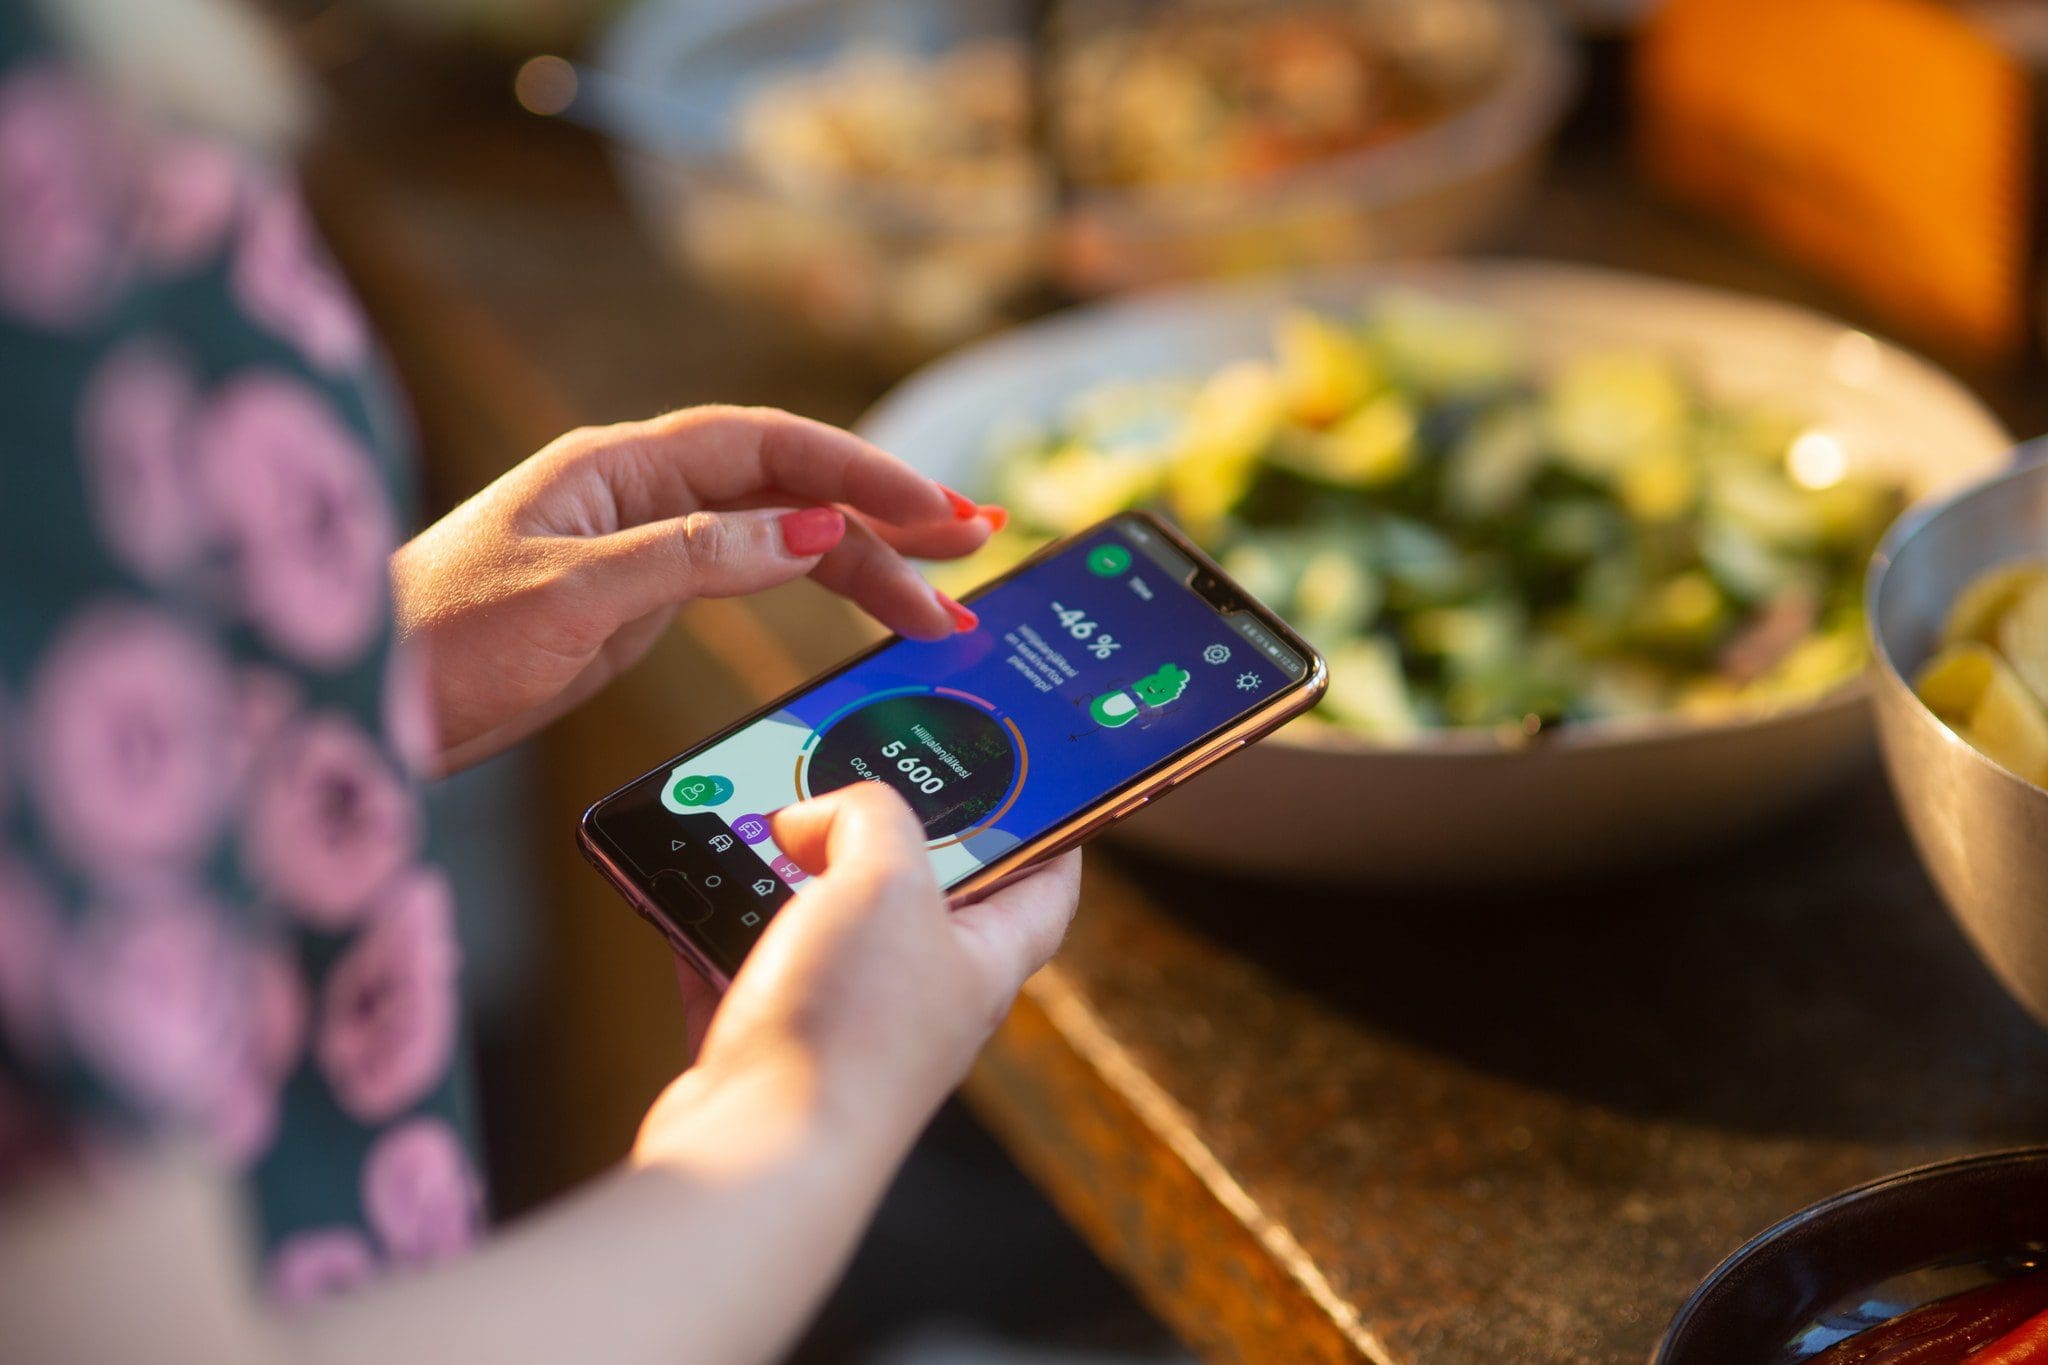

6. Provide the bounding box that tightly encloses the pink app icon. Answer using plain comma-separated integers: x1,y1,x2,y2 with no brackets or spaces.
731,814,770,845
770,854,808,886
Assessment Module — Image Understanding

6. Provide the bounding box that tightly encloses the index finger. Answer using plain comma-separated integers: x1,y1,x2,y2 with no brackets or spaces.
608,406,970,531
768,781,936,897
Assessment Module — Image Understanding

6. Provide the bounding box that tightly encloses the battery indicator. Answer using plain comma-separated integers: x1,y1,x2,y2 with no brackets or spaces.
1230,615,1308,679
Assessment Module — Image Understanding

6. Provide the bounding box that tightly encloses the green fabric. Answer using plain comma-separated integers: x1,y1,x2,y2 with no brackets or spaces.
0,0,482,1301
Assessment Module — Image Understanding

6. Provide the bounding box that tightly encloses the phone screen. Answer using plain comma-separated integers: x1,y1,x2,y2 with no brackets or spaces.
585,514,1313,971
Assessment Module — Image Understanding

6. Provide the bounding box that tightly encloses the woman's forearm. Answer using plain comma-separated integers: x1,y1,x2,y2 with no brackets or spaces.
0,784,1076,1365
297,1061,924,1365
0,1061,925,1365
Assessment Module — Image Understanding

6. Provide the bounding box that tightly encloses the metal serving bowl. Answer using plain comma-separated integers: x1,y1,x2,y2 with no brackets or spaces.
1869,450,2048,1024
1655,1148,2048,1364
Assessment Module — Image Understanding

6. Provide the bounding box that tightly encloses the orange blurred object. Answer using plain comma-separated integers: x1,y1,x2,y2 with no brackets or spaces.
1637,0,2032,361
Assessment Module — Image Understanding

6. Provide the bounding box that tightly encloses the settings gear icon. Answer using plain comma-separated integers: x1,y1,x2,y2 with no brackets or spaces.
1234,671,1262,692
1202,642,1232,665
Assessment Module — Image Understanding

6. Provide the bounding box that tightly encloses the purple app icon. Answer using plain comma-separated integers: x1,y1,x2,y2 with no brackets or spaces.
770,854,808,886
731,814,770,845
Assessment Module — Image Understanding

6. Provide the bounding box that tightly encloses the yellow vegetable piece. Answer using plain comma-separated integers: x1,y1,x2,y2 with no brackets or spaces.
1273,310,1376,427
1914,642,1999,722
1181,360,1283,461
1372,294,1522,396
1545,351,1690,481
1006,445,1163,535
1996,578,2048,709
1406,606,1514,665
1706,461,1827,549
1618,445,1699,522
1296,392,1416,488
1750,622,1866,703
1445,406,1543,520
1165,360,1282,534
1632,571,1724,645
1676,676,1746,720
1706,403,1810,467
1322,637,1421,740
1963,654,2048,786
1943,560,2048,647
1295,550,1380,635
1807,478,1897,548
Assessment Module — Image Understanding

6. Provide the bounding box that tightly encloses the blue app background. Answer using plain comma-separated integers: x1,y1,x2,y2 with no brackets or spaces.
662,521,1295,889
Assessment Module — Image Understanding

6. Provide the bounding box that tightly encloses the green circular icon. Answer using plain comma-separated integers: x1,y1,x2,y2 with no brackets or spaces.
1087,543,1132,577
665,772,733,810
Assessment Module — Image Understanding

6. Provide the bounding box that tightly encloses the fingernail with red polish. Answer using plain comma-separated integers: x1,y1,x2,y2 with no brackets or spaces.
936,591,979,633
779,506,845,556
978,504,1009,532
939,485,978,520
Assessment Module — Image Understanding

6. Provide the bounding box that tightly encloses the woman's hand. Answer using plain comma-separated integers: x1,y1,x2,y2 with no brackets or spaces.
637,784,1081,1160
392,406,999,774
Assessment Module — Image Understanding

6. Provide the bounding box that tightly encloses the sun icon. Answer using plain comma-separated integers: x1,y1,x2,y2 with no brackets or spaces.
1234,671,1261,691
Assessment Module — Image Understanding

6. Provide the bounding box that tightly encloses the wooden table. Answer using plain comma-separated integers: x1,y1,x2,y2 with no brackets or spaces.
313,39,2048,1362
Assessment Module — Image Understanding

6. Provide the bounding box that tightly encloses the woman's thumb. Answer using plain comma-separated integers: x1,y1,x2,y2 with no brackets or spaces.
585,506,845,620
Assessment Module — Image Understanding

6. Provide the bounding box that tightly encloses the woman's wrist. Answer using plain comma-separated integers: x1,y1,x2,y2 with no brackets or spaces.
632,1046,928,1183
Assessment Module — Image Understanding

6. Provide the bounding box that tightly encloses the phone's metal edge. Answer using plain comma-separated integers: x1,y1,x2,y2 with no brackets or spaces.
577,509,1330,970
945,656,1327,904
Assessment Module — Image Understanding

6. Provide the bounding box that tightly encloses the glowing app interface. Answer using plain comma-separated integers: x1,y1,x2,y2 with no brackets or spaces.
607,519,1303,962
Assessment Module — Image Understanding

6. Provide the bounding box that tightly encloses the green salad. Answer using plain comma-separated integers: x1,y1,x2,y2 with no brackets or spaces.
947,297,1904,740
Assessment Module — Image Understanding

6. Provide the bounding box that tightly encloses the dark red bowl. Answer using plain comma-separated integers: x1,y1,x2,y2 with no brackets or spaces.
1655,1149,2048,1364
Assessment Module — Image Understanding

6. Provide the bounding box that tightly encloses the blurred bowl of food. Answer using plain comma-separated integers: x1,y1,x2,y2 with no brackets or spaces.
592,0,1574,368
1656,1149,2048,1364
1869,451,2048,1022
860,260,2011,883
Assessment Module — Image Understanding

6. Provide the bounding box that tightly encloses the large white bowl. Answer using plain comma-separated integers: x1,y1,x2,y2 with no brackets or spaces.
860,262,2013,883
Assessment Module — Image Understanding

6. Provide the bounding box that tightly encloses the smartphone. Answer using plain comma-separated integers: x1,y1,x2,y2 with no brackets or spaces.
578,510,1327,984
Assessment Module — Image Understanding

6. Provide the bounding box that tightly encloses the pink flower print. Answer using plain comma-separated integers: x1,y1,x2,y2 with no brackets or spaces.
57,884,253,1127
210,941,307,1166
267,1227,378,1307
0,66,136,329
230,665,301,786
361,1116,480,1266
26,605,237,877
0,857,62,1058
382,644,439,778
243,713,418,929
194,373,396,669
231,178,367,371
79,340,207,583
316,868,460,1123
140,134,239,272
252,941,308,1079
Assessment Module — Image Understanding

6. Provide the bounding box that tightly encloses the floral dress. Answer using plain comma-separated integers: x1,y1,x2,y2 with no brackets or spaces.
0,0,481,1304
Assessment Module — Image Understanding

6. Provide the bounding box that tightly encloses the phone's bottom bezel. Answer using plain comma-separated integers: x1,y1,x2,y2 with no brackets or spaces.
576,823,740,988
